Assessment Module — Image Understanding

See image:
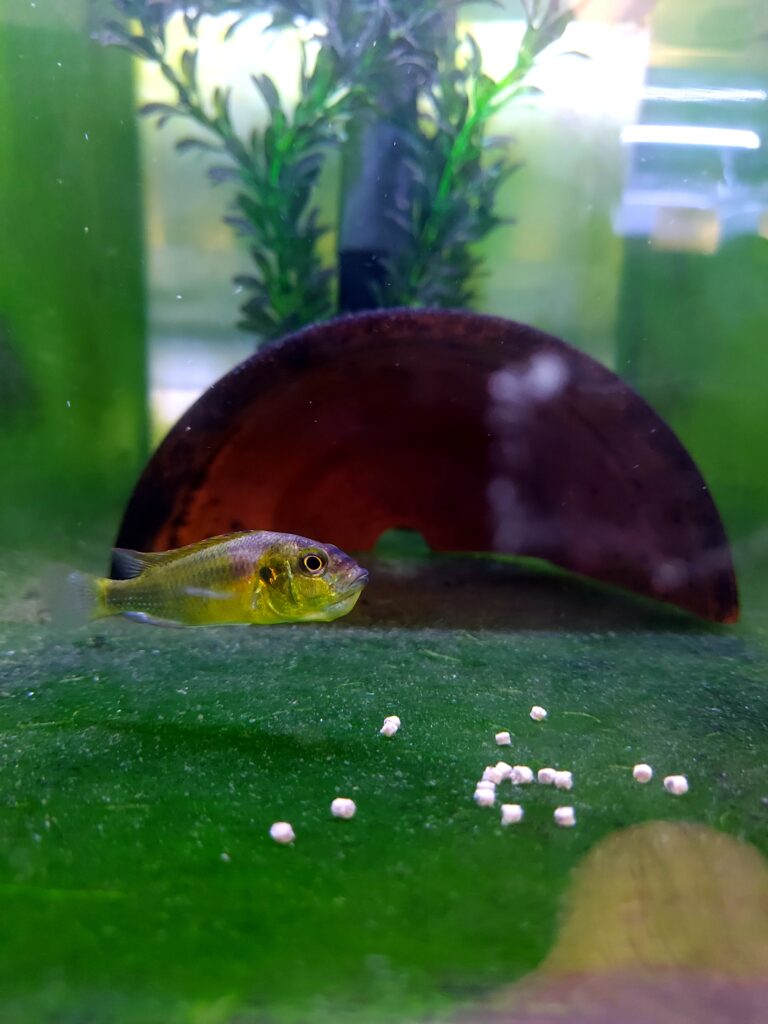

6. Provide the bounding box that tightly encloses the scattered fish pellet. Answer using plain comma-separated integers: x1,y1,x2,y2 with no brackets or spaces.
482,765,504,785
500,803,524,826
530,705,548,722
663,774,689,795
269,821,295,844
553,770,573,791
475,779,496,791
330,797,357,819
633,763,653,784
474,787,496,807
380,715,401,737
511,765,534,785
495,731,512,746
495,761,514,781
537,767,556,785
554,806,576,828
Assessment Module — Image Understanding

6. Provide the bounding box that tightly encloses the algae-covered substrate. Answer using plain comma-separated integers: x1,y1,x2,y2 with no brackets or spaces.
1,574,767,1024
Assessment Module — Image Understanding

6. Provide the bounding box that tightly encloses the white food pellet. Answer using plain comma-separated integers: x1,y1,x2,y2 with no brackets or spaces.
495,731,512,746
495,761,514,781
380,715,401,737
269,821,295,844
554,806,576,827
663,774,689,795
482,765,504,785
330,797,357,819
553,770,573,791
633,763,653,784
511,765,534,785
530,705,548,721
500,803,524,825
475,779,496,791
537,767,556,785
474,787,496,807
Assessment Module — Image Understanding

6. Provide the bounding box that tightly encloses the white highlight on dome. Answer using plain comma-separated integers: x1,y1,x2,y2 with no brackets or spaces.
487,353,569,406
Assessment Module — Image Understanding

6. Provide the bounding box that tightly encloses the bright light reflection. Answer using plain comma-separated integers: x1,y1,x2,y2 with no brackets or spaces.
642,85,767,103
152,387,204,425
621,125,760,149
458,18,649,123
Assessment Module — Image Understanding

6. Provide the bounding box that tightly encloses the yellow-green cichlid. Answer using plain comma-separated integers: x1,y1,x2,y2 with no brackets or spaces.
68,531,369,627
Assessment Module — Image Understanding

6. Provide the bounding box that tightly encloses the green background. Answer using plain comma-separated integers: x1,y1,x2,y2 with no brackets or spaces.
0,0,767,1021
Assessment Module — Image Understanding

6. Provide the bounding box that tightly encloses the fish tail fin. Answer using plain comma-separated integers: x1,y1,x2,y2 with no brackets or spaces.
47,570,112,627
68,572,111,623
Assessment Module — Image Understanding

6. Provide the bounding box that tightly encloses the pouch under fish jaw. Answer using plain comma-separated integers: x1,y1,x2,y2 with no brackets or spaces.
257,562,338,622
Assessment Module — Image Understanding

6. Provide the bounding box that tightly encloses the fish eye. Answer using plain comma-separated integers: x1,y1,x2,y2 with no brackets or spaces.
300,552,326,575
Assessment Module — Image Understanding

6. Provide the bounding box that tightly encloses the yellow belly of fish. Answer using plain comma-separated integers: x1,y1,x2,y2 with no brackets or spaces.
105,577,261,626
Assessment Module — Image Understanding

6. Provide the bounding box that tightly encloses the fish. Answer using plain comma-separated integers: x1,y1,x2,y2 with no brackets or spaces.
66,531,369,627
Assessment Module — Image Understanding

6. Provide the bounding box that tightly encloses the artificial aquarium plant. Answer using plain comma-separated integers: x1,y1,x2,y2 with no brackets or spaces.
100,0,578,343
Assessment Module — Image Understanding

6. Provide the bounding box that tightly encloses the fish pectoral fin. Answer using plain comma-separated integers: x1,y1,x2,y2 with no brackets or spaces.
122,611,187,629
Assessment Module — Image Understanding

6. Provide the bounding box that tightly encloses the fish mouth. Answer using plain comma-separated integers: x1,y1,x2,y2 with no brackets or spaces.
302,569,367,622
346,568,369,592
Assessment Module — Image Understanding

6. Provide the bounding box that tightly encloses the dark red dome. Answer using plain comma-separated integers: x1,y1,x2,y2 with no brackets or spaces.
115,309,738,623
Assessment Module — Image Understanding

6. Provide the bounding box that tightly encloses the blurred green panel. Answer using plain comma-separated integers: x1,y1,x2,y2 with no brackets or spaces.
616,237,768,544
604,0,768,608
478,110,625,369
615,234,768,621
0,0,147,551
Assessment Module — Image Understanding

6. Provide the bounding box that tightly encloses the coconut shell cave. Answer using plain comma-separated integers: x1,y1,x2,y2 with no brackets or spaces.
115,309,738,622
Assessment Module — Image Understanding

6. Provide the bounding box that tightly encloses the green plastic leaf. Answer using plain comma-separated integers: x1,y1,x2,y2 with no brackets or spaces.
464,33,483,79
233,273,266,289
307,46,336,108
251,74,283,120
126,34,158,60
222,214,256,236
532,9,575,56
180,49,198,85
183,11,200,37
212,86,232,122
206,165,238,186
138,102,179,119
174,137,221,154
268,7,298,31
93,21,130,48
247,247,276,280
224,15,248,41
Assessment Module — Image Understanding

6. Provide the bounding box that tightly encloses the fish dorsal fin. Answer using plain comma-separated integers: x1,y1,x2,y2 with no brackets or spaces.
111,533,255,579
111,548,177,579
